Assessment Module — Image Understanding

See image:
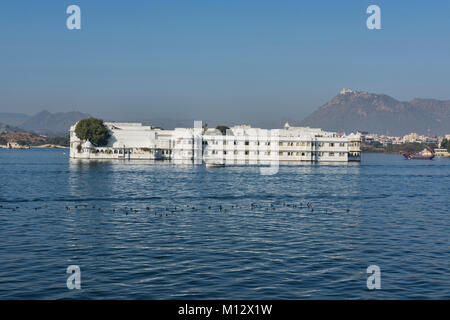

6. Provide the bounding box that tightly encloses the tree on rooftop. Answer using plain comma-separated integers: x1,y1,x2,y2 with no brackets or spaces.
74,118,110,146
215,125,230,135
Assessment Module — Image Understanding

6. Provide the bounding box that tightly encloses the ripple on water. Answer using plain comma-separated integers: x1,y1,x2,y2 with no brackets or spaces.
0,151,449,299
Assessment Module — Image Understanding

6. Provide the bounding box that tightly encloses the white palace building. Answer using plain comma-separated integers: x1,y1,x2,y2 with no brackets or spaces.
69,122,361,164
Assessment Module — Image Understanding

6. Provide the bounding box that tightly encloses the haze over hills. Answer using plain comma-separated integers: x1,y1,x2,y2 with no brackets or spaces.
1,89,449,136
0,113,30,127
298,89,450,136
0,122,23,134
21,111,91,136
0,111,91,136
142,90,450,135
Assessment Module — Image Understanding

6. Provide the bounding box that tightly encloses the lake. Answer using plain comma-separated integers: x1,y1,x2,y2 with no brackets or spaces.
0,149,448,299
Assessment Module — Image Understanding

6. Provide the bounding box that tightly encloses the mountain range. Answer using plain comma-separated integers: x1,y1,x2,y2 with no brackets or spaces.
299,89,450,136
1,90,449,137
0,111,90,136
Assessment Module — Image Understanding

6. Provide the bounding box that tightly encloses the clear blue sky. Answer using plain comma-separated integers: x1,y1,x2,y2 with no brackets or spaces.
1,0,450,124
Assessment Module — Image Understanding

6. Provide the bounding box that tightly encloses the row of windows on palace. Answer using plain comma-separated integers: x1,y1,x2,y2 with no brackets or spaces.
206,151,347,157
85,148,352,157
177,140,351,147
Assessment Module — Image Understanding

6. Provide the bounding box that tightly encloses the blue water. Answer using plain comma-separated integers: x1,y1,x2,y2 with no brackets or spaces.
0,149,448,299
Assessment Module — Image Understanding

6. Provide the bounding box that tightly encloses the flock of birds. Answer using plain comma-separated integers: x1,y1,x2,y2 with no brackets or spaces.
0,201,352,217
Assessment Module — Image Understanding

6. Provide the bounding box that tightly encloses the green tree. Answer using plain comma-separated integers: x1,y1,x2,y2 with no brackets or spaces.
75,118,110,146
441,138,450,152
215,125,230,135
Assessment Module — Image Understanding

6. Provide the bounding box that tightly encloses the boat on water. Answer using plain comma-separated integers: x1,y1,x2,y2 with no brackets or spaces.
205,161,225,168
401,145,435,160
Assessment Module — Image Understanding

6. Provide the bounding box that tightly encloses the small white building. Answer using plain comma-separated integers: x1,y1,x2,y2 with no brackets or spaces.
69,122,361,163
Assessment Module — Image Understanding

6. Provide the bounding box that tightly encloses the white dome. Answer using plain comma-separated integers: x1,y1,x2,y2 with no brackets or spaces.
83,140,93,148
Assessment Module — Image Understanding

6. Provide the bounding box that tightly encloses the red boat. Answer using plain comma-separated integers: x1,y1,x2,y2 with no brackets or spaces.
401,145,435,160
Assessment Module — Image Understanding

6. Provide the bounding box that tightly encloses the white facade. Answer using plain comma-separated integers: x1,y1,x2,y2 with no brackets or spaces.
69,122,361,163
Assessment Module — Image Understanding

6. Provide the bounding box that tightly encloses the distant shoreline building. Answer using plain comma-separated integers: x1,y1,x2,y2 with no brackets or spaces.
69,122,361,163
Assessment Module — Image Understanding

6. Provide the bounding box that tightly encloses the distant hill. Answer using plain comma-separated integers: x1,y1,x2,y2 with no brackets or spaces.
0,122,23,133
299,89,450,136
0,131,47,147
21,111,91,136
0,113,30,127
0,122,69,147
